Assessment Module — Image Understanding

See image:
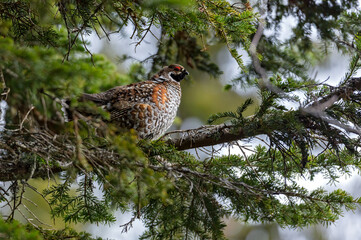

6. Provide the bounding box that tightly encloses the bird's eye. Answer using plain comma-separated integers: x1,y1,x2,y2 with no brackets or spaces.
174,66,181,71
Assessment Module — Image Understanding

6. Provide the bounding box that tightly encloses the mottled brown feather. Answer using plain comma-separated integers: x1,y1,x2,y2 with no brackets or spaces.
77,64,188,139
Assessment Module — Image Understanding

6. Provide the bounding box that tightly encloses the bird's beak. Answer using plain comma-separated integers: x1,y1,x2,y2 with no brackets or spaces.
184,70,189,75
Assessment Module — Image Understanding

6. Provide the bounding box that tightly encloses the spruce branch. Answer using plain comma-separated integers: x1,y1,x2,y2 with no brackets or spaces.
1,77,361,181
0,130,356,207
300,76,361,134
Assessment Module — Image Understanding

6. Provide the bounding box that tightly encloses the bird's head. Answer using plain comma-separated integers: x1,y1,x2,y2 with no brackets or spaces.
168,64,189,82
155,64,189,82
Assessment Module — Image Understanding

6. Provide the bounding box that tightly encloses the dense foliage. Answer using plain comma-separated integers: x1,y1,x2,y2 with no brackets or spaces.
2,0,361,239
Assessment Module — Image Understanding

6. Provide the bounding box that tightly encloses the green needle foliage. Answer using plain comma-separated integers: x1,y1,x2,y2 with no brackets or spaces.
2,0,361,239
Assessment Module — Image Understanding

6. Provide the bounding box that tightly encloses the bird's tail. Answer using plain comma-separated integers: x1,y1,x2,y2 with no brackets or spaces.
41,90,108,123
80,92,109,105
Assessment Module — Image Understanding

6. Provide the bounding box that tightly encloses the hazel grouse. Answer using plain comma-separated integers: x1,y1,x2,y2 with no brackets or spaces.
63,64,188,140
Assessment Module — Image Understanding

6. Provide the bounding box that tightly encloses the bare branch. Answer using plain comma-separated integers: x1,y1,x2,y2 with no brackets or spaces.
301,77,361,134
164,124,262,151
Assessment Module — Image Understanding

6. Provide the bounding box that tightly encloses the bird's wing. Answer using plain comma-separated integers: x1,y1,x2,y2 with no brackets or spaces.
81,81,156,105
81,81,158,122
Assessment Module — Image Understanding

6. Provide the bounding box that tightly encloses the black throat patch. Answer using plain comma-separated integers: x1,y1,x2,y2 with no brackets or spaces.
171,71,187,82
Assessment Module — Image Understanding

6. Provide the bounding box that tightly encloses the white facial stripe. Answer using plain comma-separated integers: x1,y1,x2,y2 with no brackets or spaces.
168,72,176,81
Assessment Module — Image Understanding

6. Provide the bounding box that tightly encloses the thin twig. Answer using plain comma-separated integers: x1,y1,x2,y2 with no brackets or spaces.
61,0,106,62
135,15,155,48
19,105,35,130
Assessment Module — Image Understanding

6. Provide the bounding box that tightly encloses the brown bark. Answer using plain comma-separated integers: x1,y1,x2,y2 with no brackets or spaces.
164,124,260,150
